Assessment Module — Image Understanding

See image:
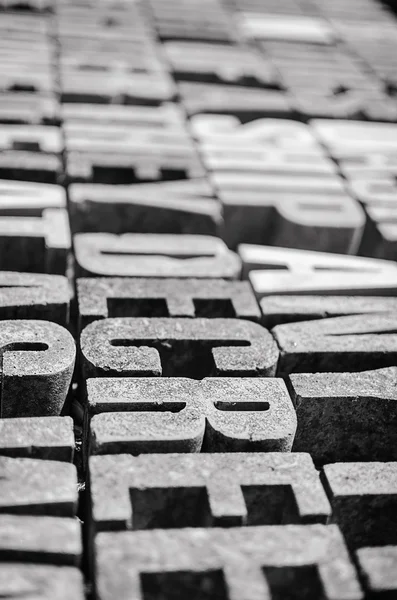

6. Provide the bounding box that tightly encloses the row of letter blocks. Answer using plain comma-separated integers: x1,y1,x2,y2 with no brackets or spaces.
2,259,397,598
1,0,397,599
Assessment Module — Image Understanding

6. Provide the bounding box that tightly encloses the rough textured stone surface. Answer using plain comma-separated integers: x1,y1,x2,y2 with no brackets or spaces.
89,452,330,530
68,181,221,235
0,320,75,418
0,272,70,324
0,564,85,600
261,296,397,328
87,377,296,454
74,233,241,278
0,416,74,461
239,245,397,296
0,456,78,516
0,209,71,274
288,367,397,464
0,515,81,565
95,525,362,600
357,546,397,598
80,318,279,378
77,277,260,329
322,462,397,550
273,313,397,376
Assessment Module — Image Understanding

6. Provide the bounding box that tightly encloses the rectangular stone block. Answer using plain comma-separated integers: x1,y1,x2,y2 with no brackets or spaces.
349,178,397,259
0,564,85,600
288,367,397,464
239,245,397,298
0,320,75,418
95,525,362,600
322,462,397,550
178,82,292,119
0,125,62,183
65,132,204,184
68,182,220,235
77,277,260,329
147,0,237,43
60,46,165,79
0,456,78,516
0,272,69,324
86,377,296,454
60,69,175,105
89,452,330,531
80,317,278,378
0,208,70,274
61,102,186,128
201,144,337,176
292,89,397,121
0,416,74,461
273,313,397,376
239,14,335,43
339,152,397,180
163,41,280,87
0,515,81,565
214,173,364,251
74,233,241,278
261,296,397,328
311,120,397,154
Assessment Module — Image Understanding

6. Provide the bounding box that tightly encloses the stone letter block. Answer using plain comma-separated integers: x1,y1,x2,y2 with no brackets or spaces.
81,318,278,378
0,125,62,183
178,82,292,119
95,525,362,600
0,416,74,461
260,296,397,328
74,233,241,278
322,462,397,550
0,565,85,600
240,245,397,297
89,452,330,531
68,181,221,236
0,320,75,417
357,546,397,599
0,209,71,274
0,272,70,325
87,377,296,454
77,277,260,329
0,515,81,565
0,180,66,215
0,456,78,516
288,368,397,464
216,175,364,251
273,313,397,376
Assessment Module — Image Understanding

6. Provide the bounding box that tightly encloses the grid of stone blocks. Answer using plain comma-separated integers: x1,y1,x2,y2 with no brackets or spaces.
1,0,397,598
